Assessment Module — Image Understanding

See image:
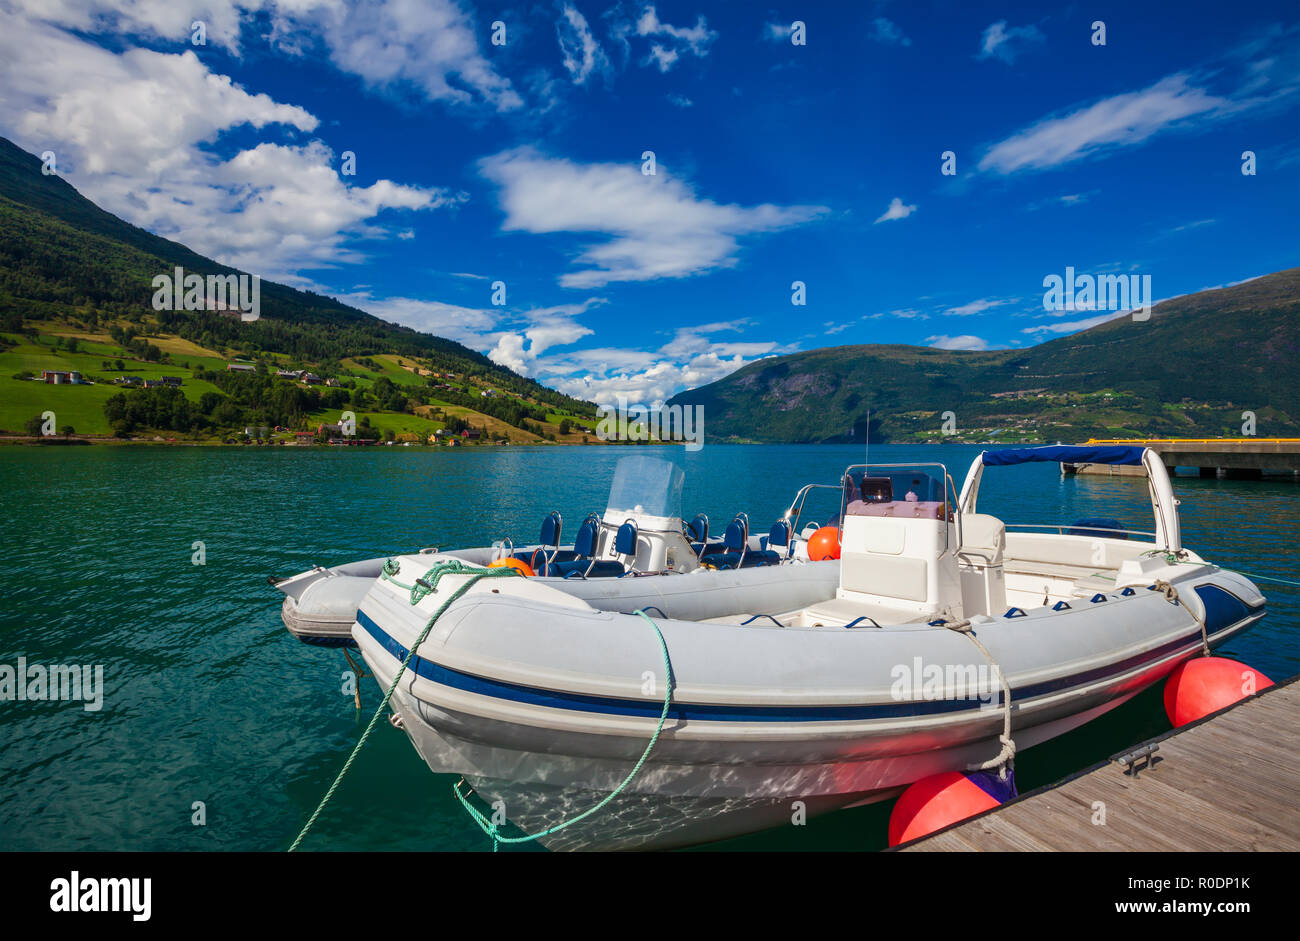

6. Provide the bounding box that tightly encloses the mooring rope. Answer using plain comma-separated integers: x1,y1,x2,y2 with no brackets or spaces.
1139,550,1300,589
451,607,675,851
288,558,522,852
941,618,1016,778
1152,579,1211,657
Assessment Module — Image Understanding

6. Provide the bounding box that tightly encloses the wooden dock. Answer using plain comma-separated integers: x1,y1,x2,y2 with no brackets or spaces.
1066,438,1300,478
898,674,1300,851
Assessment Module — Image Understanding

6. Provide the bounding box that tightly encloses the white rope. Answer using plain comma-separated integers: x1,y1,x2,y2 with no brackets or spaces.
942,618,1016,778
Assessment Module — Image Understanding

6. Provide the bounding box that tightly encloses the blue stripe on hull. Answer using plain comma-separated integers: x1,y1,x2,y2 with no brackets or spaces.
356,586,1260,723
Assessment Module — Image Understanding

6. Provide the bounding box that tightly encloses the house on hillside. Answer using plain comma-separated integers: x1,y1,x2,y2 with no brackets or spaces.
461,428,481,440
318,422,345,438
41,370,81,384
300,372,323,385
294,431,315,446
227,363,256,373
161,376,182,386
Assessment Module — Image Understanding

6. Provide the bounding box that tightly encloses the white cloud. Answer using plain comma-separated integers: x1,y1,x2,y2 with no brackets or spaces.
874,197,916,223
979,74,1232,174
0,6,480,279
666,93,693,107
977,20,1044,64
1022,312,1125,335
762,22,794,42
556,3,612,86
871,17,911,47
17,0,522,111
610,4,718,72
479,148,826,288
944,298,1006,317
334,293,503,346
927,334,990,351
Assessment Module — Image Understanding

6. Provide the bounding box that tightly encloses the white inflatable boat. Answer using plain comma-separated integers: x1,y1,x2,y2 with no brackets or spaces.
352,446,1267,850
272,454,842,645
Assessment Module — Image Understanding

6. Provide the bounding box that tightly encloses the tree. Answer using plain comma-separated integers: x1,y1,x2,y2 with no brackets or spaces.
24,416,45,437
558,418,571,435
60,425,75,438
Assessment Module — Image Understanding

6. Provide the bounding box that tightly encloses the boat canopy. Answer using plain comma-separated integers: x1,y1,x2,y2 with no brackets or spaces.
980,444,1145,467
958,445,1182,551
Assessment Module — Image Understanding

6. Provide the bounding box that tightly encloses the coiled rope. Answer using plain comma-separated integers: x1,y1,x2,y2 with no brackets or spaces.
452,607,675,851
288,558,523,852
941,618,1016,778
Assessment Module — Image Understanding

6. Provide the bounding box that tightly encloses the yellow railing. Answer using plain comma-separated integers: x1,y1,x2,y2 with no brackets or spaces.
1085,438,1300,445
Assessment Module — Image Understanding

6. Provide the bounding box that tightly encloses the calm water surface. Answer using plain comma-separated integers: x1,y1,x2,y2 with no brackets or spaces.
1,444,1296,851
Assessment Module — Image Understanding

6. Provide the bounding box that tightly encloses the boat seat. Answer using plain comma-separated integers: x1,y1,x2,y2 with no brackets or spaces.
515,511,563,568
756,519,792,563
957,513,1006,616
687,514,708,555
547,514,626,578
711,514,769,569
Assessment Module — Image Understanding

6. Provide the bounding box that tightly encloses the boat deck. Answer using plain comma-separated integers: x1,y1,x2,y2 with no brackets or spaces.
897,673,1300,851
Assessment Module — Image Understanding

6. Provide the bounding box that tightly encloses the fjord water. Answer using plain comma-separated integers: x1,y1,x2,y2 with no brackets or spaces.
1,444,1296,852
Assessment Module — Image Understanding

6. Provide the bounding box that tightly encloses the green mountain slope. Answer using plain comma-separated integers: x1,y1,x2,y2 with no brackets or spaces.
0,136,591,413
666,270,1300,442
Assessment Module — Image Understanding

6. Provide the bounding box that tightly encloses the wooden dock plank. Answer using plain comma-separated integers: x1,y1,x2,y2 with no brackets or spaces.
899,678,1299,852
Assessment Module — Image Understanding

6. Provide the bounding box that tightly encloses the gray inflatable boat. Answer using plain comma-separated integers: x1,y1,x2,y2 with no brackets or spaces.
272,455,844,645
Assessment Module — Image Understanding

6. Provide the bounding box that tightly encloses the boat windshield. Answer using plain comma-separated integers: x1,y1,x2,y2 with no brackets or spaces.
841,463,953,521
606,455,685,521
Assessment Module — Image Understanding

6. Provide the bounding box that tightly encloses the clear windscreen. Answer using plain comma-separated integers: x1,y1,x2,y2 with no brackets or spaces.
605,455,685,520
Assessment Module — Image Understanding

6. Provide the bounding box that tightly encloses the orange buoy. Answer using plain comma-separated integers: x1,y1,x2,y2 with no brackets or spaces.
1162,657,1273,728
888,770,1015,847
488,557,534,577
807,526,841,561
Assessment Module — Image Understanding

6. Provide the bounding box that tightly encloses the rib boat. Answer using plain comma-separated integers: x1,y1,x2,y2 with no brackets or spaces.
273,454,842,645
351,445,1267,850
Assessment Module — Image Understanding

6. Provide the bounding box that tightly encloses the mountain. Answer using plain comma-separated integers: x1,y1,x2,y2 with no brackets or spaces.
0,136,590,413
666,270,1300,442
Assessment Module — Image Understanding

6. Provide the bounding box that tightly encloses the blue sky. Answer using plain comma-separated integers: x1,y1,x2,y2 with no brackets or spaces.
2,1,1297,404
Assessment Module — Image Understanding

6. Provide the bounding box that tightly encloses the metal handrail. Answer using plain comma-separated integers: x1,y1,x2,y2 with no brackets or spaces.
1003,523,1157,539
782,483,842,539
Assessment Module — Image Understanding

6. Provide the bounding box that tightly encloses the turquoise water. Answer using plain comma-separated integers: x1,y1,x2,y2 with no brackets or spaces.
0,444,1296,851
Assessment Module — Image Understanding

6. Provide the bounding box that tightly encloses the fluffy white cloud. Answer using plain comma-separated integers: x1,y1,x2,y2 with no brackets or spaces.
874,197,916,223
336,293,503,346
304,0,522,111
479,148,827,288
927,334,990,351
0,11,465,279
977,20,1044,64
979,74,1231,174
16,0,522,111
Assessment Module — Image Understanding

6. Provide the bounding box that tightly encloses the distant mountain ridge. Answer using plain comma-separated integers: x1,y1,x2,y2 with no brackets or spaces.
0,136,591,412
666,269,1300,442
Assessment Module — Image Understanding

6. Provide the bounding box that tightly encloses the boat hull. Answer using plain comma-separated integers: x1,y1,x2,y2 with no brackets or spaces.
352,559,1265,850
